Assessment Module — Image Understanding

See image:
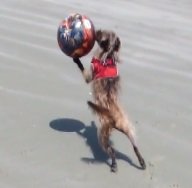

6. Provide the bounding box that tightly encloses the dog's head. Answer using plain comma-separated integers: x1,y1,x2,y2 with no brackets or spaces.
95,30,121,62
96,30,121,52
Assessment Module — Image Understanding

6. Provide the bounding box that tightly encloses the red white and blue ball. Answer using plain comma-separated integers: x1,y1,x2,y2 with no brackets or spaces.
57,13,95,58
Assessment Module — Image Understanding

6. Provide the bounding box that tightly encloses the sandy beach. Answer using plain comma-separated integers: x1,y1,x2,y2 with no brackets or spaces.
0,0,192,187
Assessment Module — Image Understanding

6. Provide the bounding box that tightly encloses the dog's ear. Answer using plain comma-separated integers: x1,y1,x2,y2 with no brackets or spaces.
95,30,102,41
114,37,121,51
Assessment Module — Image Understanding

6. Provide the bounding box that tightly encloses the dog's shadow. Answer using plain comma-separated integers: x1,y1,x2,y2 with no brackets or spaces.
49,118,140,169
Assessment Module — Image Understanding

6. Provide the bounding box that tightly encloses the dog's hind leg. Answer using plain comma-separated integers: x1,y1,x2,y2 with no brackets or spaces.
133,144,146,169
126,126,146,169
118,124,146,169
114,111,146,169
106,143,117,172
98,124,117,172
124,128,146,169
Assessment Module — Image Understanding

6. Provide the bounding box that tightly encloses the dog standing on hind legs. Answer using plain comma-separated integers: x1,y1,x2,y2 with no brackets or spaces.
73,29,146,172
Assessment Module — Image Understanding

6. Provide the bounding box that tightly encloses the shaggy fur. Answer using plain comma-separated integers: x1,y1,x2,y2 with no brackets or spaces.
73,30,146,172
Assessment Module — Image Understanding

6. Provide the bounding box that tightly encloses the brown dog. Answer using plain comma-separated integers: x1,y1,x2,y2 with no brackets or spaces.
73,30,146,172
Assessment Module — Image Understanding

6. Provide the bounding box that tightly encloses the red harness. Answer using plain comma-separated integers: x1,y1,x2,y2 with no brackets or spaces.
91,57,118,80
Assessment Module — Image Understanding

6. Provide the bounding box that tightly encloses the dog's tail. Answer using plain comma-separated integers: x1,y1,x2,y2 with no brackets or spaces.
87,101,111,117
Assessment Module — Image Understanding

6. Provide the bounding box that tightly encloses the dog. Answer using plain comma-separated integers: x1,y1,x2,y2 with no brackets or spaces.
73,29,146,172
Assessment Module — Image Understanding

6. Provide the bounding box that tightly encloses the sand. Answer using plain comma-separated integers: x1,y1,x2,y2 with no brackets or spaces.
0,0,192,187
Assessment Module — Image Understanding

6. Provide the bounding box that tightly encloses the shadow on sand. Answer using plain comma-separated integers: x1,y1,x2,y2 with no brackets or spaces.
49,118,141,169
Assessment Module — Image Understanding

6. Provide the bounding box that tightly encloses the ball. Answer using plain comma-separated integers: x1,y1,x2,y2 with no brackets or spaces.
57,13,96,58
